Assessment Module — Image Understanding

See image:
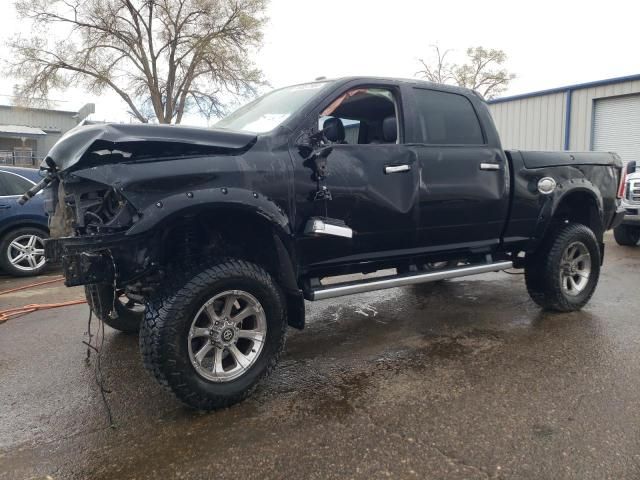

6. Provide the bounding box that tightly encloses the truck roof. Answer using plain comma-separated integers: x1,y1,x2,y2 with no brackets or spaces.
301,76,483,100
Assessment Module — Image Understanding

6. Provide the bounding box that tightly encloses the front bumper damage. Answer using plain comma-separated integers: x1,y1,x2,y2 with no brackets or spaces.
45,233,152,287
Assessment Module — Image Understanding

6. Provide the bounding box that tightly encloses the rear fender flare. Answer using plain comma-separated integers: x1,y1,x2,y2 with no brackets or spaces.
533,181,604,242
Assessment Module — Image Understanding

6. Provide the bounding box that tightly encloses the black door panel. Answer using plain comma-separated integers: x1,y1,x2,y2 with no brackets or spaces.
405,87,510,251
415,146,509,248
293,144,419,267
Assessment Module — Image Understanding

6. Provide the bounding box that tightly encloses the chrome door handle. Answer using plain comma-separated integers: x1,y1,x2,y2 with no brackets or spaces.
480,163,501,171
384,164,411,174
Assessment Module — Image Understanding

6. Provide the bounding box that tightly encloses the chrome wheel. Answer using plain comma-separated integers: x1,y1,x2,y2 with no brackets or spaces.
188,290,266,382
560,241,591,296
7,234,46,272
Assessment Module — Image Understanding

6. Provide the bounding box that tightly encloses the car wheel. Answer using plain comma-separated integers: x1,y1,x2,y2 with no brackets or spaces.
426,260,459,270
0,227,48,277
613,224,640,246
85,284,145,333
140,259,287,410
525,223,600,312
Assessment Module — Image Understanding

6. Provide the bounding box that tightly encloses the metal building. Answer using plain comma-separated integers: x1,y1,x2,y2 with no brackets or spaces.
488,74,640,167
0,103,94,166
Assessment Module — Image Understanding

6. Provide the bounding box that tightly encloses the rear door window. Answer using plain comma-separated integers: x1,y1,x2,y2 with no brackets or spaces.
413,88,484,145
0,171,34,196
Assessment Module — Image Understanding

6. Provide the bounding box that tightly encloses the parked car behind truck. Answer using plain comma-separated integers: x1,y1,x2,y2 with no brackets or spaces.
0,166,48,276
27,77,625,410
614,161,640,246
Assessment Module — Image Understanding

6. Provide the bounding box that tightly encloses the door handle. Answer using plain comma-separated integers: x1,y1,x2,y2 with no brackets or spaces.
0,204,11,209
384,164,411,174
479,163,501,171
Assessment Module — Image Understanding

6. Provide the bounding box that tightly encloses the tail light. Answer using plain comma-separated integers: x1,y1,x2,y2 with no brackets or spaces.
617,169,627,199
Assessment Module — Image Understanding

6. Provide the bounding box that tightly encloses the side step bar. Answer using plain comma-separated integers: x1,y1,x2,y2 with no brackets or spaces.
308,261,513,301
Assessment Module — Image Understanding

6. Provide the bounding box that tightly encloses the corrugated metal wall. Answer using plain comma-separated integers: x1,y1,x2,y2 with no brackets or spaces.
569,79,640,151
0,105,79,159
488,78,640,152
489,92,566,150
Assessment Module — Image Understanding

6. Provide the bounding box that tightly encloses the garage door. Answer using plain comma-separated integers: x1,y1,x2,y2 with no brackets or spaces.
592,94,640,168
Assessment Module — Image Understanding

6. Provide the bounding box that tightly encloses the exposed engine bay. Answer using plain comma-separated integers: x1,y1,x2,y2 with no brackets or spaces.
47,180,137,238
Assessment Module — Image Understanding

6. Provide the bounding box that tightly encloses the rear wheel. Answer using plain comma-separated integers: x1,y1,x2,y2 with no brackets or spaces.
85,284,145,333
140,259,286,410
525,223,600,312
613,224,640,246
426,260,459,270
398,260,458,275
0,227,48,277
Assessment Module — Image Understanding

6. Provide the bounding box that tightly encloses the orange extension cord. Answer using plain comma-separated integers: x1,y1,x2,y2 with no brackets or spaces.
0,276,86,324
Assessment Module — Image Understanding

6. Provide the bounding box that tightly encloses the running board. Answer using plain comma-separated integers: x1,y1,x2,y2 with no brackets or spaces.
308,261,513,301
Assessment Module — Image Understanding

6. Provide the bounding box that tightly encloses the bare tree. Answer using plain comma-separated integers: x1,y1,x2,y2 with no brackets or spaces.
417,46,515,99
416,45,454,85
9,0,268,124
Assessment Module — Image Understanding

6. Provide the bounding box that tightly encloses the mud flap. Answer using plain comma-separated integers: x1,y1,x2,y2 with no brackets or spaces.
285,292,306,330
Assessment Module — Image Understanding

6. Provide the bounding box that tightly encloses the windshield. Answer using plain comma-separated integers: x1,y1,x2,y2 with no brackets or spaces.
216,82,329,133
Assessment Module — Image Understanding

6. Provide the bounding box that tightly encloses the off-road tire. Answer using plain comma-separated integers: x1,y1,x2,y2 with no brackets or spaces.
525,223,600,312
613,224,640,246
139,259,287,410
0,227,48,277
85,284,144,334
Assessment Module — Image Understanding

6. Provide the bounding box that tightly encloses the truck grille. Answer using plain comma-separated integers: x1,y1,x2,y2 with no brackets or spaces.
628,180,640,204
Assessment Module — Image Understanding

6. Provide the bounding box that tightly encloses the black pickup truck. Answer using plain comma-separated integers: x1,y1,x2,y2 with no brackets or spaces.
30,77,625,410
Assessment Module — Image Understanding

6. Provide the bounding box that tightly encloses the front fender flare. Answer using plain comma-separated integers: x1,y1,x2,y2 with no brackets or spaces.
124,188,305,328
125,187,291,237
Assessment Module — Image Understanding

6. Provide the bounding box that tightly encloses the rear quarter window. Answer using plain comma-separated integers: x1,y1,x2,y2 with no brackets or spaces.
413,88,484,145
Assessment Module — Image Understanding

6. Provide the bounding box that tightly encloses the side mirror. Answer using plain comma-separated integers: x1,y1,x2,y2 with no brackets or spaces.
301,145,332,180
295,129,323,158
627,160,637,175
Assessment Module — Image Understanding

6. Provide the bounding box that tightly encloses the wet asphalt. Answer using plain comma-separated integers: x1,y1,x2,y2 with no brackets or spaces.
1,233,640,479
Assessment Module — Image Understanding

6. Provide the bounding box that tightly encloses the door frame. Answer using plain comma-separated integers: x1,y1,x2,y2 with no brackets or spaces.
287,80,424,271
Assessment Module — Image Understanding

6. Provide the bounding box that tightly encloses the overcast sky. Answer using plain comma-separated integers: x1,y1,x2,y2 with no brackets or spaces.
0,0,638,125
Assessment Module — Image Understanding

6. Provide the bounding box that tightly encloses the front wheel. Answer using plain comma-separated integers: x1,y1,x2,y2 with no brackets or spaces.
525,223,601,312
613,224,640,246
140,259,286,410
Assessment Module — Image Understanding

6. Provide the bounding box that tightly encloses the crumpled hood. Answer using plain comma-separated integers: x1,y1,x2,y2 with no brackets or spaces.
45,123,257,172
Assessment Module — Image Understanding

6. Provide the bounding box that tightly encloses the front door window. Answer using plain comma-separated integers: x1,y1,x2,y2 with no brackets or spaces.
317,88,400,145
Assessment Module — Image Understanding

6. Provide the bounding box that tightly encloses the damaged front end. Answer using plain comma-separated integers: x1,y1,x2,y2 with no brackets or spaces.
44,170,160,288
39,122,257,290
